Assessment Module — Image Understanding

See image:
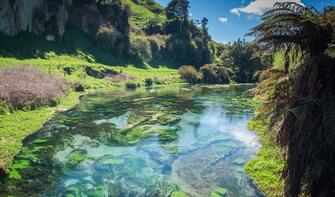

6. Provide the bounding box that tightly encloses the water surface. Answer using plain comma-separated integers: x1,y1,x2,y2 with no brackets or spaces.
1,85,262,197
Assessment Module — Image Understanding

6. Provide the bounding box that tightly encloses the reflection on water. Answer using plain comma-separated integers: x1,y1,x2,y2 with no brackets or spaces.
0,85,263,197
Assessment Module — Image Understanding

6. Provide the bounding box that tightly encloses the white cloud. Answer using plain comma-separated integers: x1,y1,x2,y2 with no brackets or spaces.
189,12,193,17
230,8,241,16
230,0,304,16
218,17,228,24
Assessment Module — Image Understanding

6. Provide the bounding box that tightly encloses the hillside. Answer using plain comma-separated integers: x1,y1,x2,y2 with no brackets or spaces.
124,0,166,28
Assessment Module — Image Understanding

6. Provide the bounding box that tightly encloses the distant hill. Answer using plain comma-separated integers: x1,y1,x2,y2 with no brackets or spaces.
0,0,214,68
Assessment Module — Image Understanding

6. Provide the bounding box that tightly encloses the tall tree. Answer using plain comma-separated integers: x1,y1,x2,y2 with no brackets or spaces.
248,3,335,197
201,17,210,42
166,0,190,32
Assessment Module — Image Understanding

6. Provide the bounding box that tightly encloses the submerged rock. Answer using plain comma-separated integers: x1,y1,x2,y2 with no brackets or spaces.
171,143,258,197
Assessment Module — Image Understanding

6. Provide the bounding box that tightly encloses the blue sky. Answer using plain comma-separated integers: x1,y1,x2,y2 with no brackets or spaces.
155,0,335,43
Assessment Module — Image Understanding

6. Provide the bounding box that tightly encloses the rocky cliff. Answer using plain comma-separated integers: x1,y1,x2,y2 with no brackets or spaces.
0,0,130,42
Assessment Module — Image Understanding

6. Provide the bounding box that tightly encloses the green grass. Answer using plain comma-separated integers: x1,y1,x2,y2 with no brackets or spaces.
123,0,166,28
0,56,179,88
244,118,285,197
0,29,179,172
0,91,80,169
273,51,302,71
0,28,127,66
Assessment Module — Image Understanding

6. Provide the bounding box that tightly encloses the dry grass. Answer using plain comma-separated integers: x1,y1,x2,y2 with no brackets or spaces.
0,66,67,109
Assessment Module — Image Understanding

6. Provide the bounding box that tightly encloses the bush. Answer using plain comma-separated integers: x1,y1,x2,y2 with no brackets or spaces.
96,24,123,49
147,35,166,59
199,64,233,84
154,77,163,85
0,66,67,109
129,35,152,63
125,81,141,89
178,65,199,84
145,78,154,87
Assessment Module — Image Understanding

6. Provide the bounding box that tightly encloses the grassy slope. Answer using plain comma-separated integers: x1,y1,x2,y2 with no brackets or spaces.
123,0,166,28
0,27,178,170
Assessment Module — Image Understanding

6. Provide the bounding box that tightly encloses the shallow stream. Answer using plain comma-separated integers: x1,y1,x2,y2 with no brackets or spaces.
0,85,262,197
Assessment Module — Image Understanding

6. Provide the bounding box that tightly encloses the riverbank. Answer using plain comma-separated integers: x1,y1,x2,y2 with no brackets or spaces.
0,55,180,177
0,91,81,175
245,118,285,197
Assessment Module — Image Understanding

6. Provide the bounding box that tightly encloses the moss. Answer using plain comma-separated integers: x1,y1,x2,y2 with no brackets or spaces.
245,118,285,197
65,185,81,197
86,187,104,197
157,115,181,125
210,188,228,197
10,160,30,170
8,170,22,180
157,128,179,143
7,159,30,180
0,91,80,170
32,139,49,144
171,191,189,197
166,146,179,154
66,149,88,168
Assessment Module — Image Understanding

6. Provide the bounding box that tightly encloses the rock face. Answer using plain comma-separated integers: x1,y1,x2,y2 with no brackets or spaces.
0,0,130,43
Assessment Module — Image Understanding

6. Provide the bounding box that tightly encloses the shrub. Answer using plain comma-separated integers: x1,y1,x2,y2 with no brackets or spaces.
129,35,152,63
199,64,233,84
154,77,163,85
145,78,154,87
178,65,199,84
0,66,67,109
125,81,141,89
96,24,123,50
147,35,166,59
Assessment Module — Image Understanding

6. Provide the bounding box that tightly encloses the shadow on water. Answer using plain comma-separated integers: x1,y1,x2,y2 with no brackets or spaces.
0,85,264,197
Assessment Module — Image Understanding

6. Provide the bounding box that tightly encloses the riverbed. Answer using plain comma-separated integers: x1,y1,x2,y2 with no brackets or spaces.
0,85,262,197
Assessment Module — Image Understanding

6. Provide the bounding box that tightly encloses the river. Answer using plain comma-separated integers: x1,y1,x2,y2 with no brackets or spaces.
0,85,263,197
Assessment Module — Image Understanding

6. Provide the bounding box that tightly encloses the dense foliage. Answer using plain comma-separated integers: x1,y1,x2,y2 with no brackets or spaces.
248,3,335,196
178,65,199,84
199,64,233,84
215,39,271,83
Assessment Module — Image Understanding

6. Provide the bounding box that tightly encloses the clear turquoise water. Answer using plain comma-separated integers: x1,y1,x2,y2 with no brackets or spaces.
1,85,262,197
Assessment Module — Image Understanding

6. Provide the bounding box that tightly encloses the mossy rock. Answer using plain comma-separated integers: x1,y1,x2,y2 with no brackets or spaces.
66,149,87,168
210,188,228,197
